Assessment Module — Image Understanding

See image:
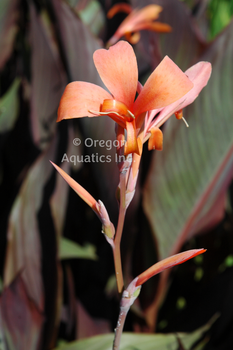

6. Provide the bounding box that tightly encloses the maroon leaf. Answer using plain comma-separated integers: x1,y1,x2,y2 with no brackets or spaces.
0,0,19,70
132,0,207,70
30,3,66,150
51,0,103,83
0,274,44,350
143,20,233,260
142,20,233,329
4,137,58,311
76,300,111,339
52,0,119,209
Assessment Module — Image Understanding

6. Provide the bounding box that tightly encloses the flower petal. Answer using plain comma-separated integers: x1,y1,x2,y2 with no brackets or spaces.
149,61,212,129
57,81,112,122
107,3,132,18
111,5,163,42
124,121,140,155
136,249,206,286
93,41,138,111
133,21,172,33
131,5,162,24
133,56,194,116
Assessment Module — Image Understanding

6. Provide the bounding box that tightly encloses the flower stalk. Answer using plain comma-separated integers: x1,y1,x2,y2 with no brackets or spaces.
54,39,211,350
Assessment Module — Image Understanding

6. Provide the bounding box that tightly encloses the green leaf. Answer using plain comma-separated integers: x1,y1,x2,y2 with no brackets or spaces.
0,78,20,132
208,0,233,39
79,0,105,37
59,237,97,260
53,315,216,350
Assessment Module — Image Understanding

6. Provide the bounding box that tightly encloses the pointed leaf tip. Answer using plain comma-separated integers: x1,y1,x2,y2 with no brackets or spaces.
136,248,206,286
50,161,98,212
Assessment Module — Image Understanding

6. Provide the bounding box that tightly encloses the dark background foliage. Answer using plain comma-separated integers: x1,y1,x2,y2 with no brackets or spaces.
0,0,233,349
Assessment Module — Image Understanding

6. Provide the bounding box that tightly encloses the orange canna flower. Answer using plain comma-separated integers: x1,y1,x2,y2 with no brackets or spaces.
57,41,193,155
107,4,172,46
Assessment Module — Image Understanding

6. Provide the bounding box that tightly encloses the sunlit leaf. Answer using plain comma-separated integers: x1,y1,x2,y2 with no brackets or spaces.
53,315,216,349
78,0,105,37
0,78,20,132
59,237,97,260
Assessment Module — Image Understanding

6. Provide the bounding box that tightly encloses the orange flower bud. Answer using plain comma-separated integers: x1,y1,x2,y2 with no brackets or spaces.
148,127,163,151
175,109,183,120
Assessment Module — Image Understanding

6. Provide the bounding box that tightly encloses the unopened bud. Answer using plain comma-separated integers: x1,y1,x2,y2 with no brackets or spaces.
148,127,163,151
120,278,141,312
96,200,115,240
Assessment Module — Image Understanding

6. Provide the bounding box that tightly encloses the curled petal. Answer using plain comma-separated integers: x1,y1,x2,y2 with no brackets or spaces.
136,249,206,286
100,99,134,124
125,121,140,155
107,3,132,18
96,200,115,240
57,82,112,121
133,56,194,116
93,41,138,110
130,5,163,24
150,61,212,129
148,127,163,151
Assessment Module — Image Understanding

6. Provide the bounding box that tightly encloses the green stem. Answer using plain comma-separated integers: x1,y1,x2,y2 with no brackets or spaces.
113,171,127,294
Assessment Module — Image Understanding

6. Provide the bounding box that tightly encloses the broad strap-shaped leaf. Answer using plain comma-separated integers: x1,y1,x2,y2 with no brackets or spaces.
51,0,120,209
51,0,103,84
0,275,44,350
143,19,233,260
53,315,216,349
4,136,58,311
30,3,66,150
76,300,111,339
